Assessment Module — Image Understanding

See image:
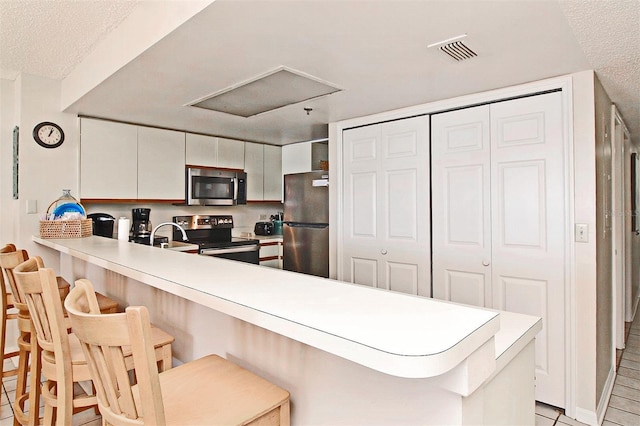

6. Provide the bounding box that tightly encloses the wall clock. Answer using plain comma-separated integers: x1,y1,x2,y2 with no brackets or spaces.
33,121,65,148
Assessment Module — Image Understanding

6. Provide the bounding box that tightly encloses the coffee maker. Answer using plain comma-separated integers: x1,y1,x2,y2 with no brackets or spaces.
128,208,149,244
130,208,169,245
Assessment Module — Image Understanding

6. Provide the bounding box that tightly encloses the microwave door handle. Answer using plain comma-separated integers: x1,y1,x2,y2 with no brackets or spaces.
234,177,238,202
200,245,259,255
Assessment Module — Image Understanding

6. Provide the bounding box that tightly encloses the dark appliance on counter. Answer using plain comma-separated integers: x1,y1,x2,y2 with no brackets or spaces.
130,208,167,246
254,221,274,236
185,166,247,206
173,215,259,264
283,171,329,278
87,213,115,238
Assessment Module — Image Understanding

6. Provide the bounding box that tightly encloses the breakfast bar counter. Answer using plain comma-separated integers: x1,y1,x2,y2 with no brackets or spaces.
35,235,541,425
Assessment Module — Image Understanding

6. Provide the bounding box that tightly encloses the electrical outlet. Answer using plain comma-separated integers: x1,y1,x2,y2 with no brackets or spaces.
259,214,267,220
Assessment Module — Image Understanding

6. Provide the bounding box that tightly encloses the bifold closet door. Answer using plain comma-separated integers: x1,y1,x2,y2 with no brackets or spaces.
431,105,492,307
432,91,566,408
342,116,431,296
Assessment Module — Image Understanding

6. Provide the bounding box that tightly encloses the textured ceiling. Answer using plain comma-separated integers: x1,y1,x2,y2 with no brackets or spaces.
559,0,640,142
0,0,139,79
0,0,638,145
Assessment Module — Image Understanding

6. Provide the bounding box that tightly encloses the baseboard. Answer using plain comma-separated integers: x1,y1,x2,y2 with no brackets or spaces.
575,406,599,426
594,366,616,425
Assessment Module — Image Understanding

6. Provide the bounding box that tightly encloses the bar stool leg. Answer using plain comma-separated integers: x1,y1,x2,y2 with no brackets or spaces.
13,331,30,426
26,324,41,425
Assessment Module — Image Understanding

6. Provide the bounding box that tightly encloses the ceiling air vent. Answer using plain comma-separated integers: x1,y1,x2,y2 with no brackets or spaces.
188,67,341,118
428,34,477,62
439,40,477,62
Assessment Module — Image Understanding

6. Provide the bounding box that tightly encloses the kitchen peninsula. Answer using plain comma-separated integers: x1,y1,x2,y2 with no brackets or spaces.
35,235,541,425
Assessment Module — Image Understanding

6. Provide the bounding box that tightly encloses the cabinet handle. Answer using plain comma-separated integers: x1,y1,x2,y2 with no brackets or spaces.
381,249,388,255
482,260,490,266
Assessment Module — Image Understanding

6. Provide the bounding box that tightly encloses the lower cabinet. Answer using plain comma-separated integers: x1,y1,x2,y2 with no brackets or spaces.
259,239,283,269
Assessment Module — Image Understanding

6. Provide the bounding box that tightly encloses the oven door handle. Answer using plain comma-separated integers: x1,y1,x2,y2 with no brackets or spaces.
200,245,259,255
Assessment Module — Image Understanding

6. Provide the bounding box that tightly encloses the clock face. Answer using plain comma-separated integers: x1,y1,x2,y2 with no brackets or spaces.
33,122,64,148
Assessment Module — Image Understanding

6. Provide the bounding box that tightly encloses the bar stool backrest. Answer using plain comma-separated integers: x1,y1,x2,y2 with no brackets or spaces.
66,279,165,425
0,245,29,307
13,257,69,357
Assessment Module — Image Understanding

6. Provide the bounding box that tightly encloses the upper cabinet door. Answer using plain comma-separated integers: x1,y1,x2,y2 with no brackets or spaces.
137,127,185,200
263,144,282,201
185,133,218,167
80,119,138,199
244,142,264,200
217,138,245,169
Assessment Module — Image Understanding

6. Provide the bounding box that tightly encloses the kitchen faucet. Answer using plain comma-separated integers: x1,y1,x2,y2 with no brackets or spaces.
149,222,188,245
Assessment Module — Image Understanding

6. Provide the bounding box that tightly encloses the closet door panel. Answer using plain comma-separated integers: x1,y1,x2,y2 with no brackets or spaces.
343,117,430,296
490,91,565,408
432,106,491,307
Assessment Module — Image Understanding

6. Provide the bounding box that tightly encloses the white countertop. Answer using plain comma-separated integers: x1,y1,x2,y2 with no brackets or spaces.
35,235,508,379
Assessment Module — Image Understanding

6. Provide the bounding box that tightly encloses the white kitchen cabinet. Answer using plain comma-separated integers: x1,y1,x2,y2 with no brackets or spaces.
341,116,430,297
218,138,245,169
431,92,566,408
80,119,138,199
185,133,217,167
244,142,265,200
245,143,282,201
259,239,283,268
282,141,327,175
137,127,185,200
263,145,282,201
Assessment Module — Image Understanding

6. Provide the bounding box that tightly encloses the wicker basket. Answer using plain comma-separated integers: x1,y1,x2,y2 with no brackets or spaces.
39,219,92,239
39,190,92,239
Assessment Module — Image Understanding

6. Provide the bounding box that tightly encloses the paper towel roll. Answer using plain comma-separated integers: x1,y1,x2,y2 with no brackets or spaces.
117,217,130,241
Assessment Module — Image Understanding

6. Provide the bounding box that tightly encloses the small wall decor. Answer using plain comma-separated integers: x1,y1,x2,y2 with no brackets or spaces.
13,126,19,199
632,153,639,234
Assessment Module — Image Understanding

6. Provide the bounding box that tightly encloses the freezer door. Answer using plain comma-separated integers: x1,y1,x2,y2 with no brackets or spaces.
283,223,329,278
284,171,329,224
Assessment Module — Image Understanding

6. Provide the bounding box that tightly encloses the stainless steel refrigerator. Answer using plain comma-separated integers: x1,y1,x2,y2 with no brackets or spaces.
283,171,329,278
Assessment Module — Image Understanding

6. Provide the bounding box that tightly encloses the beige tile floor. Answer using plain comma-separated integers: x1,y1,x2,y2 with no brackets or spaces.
536,315,640,426
1,322,640,425
0,358,100,426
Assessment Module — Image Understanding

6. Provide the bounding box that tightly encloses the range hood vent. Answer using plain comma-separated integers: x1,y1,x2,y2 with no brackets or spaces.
189,67,341,118
439,41,477,62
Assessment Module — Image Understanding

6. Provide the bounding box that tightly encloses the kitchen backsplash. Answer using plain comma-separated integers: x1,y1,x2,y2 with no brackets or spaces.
84,202,284,240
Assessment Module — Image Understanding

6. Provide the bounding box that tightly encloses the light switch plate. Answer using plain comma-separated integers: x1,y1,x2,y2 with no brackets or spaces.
575,223,588,242
26,199,37,214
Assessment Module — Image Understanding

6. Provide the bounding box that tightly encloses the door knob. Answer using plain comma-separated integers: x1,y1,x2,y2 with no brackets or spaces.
381,249,388,255
482,260,490,266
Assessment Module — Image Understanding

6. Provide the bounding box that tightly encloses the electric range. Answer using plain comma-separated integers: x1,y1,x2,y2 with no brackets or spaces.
172,215,260,264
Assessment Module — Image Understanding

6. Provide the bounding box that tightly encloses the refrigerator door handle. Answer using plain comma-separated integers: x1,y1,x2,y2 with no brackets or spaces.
284,222,329,229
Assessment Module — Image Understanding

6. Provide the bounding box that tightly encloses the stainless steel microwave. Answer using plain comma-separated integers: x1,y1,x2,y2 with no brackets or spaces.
185,166,247,206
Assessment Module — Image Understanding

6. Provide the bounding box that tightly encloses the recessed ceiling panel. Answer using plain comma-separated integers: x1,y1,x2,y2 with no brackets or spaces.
189,67,342,117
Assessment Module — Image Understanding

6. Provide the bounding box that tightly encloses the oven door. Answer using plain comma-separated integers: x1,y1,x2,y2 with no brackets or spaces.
199,244,260,264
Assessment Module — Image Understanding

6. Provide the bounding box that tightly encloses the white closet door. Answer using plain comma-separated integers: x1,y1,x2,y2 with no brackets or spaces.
490,91,565,407
431,106,491,307
342,116,430,296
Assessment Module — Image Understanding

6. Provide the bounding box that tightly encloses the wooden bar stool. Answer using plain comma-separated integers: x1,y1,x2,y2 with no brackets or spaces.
0,244,19,380
0,246,49,426
0,244,120,425
65,279,291,426
14,258,175,425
